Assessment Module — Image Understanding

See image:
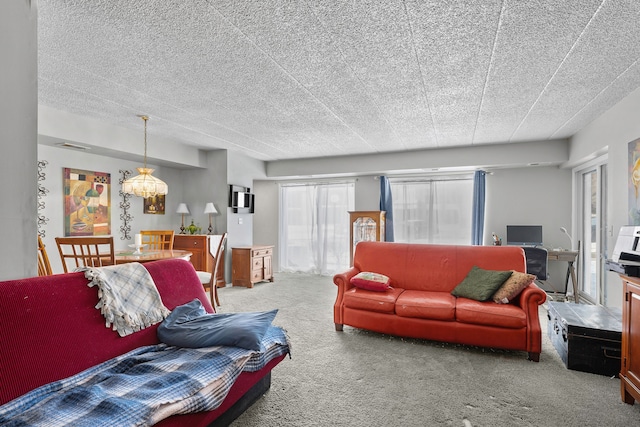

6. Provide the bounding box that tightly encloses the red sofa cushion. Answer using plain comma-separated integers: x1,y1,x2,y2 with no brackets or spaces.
455,298,526,329
343,287,404,313
395,290,455,320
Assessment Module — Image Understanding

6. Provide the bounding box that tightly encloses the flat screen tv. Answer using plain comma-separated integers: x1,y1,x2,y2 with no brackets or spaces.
506,225,543,247
229,184,254,213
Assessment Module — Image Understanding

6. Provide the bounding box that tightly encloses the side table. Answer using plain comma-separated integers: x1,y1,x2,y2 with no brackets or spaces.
231,245,274,288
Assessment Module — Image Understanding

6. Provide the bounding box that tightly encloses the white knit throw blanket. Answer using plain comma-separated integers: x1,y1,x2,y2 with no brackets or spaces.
82,262,170,337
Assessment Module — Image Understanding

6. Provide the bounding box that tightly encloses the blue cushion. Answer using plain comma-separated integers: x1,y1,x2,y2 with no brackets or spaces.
157,299,278,351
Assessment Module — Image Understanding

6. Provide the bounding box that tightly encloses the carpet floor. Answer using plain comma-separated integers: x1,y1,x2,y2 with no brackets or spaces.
217,273,640,426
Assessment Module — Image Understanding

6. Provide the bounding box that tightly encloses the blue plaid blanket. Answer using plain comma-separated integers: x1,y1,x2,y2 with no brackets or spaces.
0,326,290,427
81,263,170,337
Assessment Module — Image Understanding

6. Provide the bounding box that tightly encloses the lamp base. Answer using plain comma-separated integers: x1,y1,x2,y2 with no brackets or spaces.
207,225,213,235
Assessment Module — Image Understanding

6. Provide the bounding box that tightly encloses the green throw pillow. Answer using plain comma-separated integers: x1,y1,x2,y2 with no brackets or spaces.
451,266,512,301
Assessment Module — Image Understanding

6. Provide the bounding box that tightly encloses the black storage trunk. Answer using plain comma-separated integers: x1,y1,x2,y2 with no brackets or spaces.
547,302,622,377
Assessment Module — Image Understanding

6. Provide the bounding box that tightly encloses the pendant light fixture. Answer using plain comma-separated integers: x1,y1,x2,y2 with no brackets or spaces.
122,115,168,198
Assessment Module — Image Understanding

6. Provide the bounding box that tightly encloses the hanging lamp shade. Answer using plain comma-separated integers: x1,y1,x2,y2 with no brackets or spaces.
122,115,168,198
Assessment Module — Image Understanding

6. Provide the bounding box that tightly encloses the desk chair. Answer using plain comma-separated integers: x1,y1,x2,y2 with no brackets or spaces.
37,235,53,276
523,247,548,281
140,230,175,250
55,236,115,272
196,233,227,308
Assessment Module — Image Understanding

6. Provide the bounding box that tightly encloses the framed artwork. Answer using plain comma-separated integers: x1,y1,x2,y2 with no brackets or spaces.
629,139,640,225
64,168,111,236
144,195,165,214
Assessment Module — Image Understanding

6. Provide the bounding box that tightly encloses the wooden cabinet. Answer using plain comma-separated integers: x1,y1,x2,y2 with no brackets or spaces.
173,234,225,287
621,275,640,404
349,211,385,265
232,245,274,288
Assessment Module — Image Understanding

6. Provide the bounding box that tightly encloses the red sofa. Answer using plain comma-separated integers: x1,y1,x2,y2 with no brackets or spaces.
333,242,547,361
0,259,286,426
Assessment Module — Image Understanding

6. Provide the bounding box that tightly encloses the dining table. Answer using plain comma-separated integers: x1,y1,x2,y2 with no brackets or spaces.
114,248,193,264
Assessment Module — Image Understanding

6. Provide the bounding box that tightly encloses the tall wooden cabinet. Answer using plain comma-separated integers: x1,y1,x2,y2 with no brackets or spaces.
232,245,274,288
173,234,225,287
621,274,640,404
349,211,385,265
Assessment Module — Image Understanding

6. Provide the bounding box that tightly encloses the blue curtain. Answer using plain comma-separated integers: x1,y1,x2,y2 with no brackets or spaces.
471,170,486,245
379,176,394,242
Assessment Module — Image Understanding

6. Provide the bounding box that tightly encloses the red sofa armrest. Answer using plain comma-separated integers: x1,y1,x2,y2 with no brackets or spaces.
514,282,547,358
333,267,359,329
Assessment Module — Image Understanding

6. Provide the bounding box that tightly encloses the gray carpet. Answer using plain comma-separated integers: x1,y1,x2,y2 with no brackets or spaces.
217,273,640,426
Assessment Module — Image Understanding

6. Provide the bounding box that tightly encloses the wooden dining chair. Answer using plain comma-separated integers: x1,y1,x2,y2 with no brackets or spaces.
196,232,227,308
37,235,53,276
140,230,175,250
55,236,115,272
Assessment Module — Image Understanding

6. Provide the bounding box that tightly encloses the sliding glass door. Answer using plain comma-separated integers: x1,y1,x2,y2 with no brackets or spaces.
576,159,607,304
279,181,354,275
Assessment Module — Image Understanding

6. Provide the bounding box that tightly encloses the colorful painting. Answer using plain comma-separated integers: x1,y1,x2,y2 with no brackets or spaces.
64,168,111,236
144,195,165,214
629,139,640,225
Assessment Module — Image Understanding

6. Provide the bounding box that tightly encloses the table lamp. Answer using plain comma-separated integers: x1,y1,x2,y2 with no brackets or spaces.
177,203,190,234
204,202,218,234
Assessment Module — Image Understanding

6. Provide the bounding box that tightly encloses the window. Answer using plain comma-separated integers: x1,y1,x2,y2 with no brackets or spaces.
390,176,473,244
279,181,355,275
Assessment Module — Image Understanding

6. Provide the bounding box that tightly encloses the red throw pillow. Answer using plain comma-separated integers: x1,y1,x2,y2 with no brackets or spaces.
350,272,391,291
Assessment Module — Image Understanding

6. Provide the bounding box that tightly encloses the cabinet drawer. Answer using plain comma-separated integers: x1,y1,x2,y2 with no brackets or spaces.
252,248,272,257
252,257,264,269
251,269,264,281
173,237,205,249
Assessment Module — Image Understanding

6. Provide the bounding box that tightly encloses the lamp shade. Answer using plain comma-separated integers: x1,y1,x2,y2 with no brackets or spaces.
176,203,190,214
122,167,168,198
204,203,217,214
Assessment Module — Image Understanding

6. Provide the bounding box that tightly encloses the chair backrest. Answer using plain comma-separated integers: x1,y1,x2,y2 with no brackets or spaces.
140,230,175,250
523,246,548,281
55,236,115,273
37,235,53,276
206,233,228,299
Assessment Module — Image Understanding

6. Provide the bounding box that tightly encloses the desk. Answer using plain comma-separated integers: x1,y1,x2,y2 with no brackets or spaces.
547,249,579,303
115,249,192,264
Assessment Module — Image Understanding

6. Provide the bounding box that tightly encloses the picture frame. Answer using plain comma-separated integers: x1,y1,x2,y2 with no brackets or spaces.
63,168,111,236
144,194,165,214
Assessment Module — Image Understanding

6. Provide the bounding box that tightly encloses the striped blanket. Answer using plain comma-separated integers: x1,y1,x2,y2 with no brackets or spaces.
0,326,290,427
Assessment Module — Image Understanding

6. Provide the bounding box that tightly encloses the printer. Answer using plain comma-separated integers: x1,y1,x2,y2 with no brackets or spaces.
608,226,640,276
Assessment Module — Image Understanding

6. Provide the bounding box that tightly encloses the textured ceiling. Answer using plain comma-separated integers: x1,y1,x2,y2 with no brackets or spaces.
37,0,640,162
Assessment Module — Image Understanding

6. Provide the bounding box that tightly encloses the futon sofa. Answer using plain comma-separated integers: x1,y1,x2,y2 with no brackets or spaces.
333,242,547,361
0,259,288,426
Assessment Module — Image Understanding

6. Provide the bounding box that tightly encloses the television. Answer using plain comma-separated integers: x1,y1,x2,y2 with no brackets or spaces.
229,185,254,213
506,225,543,247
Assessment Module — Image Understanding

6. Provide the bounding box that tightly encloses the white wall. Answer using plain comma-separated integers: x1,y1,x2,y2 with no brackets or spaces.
253,180,280,269
570,87,640,307
485,166,572,291
38,144,184,274
0,2,37,280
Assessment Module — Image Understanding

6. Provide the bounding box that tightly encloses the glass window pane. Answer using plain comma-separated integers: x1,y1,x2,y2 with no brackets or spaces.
391,178,473,244
280,182,354,275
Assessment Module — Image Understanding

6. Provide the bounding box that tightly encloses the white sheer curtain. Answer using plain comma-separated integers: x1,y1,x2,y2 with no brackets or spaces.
390,176,473,244
279,181,354,275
